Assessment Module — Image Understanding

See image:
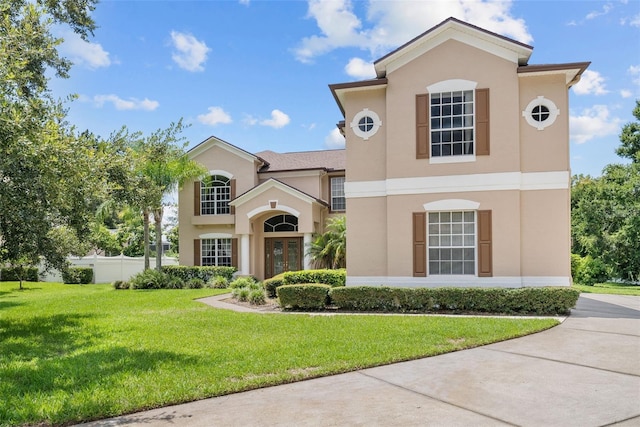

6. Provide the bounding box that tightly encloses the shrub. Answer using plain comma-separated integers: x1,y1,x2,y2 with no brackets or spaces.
229,276,256,289
283,269,346,287
264,274,286,298
0,266,39,282
129,269,171,290
248,288,266,305
62,267,93,284
329,286,580,315
572,254,609,286
112,280,130,290
208,275,229,289
277,284,331,310
232,287,250,302
186,278,205,289
161,265,236,282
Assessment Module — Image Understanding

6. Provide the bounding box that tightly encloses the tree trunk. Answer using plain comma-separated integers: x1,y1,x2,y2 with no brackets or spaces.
154,207,163,271
143,208,150,270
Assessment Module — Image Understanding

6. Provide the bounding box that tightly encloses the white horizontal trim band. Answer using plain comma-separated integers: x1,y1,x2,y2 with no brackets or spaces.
345,171,569,198
345,276,571,288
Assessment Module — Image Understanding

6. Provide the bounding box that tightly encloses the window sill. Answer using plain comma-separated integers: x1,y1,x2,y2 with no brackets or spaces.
429,154,476,165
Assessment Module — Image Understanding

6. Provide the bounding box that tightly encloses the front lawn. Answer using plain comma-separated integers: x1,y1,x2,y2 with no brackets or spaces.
572,281,640,296
0,282,558,426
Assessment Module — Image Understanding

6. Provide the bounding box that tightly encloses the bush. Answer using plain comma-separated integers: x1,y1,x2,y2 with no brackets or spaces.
329,286,580,315
572,254,609,286
248,288,266,305
112,280,130,290
62,267,93,284
264,274,286,298
161,265,236,282
233,287,250,302
0,266,39,282
129,269,171,290
186,278,205,289
283,269,346,287
229,276,257,289
277,284,331,310
208,275,229,289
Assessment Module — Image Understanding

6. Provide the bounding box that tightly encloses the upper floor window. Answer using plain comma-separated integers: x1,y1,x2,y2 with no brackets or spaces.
522,96,560,130
330,176,346,211
430,90,474,157
264,214,298,232
201,175,230,215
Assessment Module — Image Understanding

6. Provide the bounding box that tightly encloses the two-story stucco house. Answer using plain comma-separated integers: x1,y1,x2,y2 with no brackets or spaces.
179,17,588,286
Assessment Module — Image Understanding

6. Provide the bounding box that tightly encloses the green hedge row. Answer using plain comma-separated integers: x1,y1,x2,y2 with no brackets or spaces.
277,284,331,310
328,286,580,315
161,265,236,282
0,267,39,282
62,267,93,284
265,269,346,298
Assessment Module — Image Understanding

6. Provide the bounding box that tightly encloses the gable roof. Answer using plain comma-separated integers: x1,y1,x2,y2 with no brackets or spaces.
188,135,268,166
230,178,329,208
256,149,345,173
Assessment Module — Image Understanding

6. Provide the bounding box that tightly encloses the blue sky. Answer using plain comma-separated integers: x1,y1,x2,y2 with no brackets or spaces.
49,0,640,177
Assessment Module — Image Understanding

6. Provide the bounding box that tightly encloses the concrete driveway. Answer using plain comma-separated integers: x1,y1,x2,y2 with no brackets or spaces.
82,293,640,427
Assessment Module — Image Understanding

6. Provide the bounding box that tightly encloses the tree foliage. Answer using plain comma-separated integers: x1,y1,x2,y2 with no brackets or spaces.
571,101,640,283
0,0,105,273
307,216,346,269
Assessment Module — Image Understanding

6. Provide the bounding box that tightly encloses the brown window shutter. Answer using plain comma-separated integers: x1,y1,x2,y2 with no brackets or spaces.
194,239,201,266
476,88,490,156
413,212,427,277
231,238,238,269
477,210,492,277
229,179,236,215
416,94,430,159
194,181,201,216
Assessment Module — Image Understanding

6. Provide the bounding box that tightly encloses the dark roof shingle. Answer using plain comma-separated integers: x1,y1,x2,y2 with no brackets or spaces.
256,149,345,173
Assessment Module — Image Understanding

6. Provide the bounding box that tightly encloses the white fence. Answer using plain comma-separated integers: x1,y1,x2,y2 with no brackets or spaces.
40,254,179,284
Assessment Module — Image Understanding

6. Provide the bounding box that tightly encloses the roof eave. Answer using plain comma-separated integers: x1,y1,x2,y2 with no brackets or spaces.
329,78,388,117
517,61,591,87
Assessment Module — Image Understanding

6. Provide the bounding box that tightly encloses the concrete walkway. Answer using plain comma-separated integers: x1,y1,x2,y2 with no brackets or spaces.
81,293,640,427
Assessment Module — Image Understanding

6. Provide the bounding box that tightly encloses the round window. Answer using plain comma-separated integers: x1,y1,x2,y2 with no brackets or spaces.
351,109,382,140
523,97,559,130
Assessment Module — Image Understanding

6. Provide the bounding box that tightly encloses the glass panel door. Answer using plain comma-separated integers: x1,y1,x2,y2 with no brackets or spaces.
265,237,303,279
287,239,301,272
273,240,285,276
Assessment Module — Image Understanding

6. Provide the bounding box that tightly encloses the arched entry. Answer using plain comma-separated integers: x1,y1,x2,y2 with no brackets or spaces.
264,214,303,278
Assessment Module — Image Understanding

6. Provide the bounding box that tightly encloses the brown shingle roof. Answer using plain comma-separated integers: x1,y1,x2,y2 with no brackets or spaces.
256,149,345,173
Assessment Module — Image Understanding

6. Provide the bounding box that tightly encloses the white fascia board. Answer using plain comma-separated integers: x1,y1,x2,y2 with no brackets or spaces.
345,171,569,199
230,180,315,208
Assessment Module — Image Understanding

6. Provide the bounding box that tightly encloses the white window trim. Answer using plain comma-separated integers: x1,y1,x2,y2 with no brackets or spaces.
330,176,346,212
522,96,560,130
350,108,382,140
427,210,477,276
423,199,480,211
427,79,478,164
201,175,231,216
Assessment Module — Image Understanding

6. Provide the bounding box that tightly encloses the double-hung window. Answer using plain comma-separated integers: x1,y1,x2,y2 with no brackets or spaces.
428,211,475,275
330,176,346,211
430,90,474,157
201,175,230,215
201,238,232,266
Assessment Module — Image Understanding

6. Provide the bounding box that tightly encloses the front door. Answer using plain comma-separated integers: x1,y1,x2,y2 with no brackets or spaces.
265,237,303,279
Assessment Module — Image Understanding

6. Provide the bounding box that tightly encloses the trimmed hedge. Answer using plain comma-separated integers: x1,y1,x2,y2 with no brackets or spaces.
329,286,580,315
264,274,286,298
161,265,236,282
0,267,39,282
283,269,346,287
62,267,94,284
277,284,331,310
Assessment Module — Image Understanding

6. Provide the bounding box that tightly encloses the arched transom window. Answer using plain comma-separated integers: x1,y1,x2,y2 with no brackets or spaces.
201,175,230,215
264,214,298,232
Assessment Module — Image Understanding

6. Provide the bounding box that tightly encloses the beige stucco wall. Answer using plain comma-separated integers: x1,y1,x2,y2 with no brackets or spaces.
258,171,324,200
345,197,388,277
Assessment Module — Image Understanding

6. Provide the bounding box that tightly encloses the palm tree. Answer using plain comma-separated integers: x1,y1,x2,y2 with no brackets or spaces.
307,215,346,269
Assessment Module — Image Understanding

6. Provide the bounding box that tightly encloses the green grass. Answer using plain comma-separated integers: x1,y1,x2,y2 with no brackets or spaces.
572,281,640,296
0,282,559,427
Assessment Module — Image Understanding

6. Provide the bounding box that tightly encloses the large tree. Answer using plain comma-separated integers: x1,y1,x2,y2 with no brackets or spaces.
0,0,106,279
571,101,640,283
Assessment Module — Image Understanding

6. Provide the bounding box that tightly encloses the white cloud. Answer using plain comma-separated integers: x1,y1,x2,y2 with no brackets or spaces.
93,95,159,111
197,106,232,126
239,0,250,5
60,30,111,69
294,0,532,63
325,127,345,148
628,65,640,87
620,89,632,98
570,105,623,144
260,110,290,128
572,70,609,95
243,114,259,126
170,31,210,72
586,3,613,20
345,57,376,79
